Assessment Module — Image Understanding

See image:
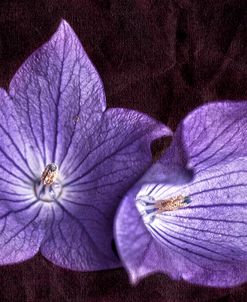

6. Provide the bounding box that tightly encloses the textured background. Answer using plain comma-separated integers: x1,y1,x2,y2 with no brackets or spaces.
0,0,247,301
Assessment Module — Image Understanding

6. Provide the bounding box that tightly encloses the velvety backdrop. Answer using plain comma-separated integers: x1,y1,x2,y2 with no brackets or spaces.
0,0,246,301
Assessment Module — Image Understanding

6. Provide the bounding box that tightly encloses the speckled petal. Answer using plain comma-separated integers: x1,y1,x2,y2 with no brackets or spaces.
115,101,247,287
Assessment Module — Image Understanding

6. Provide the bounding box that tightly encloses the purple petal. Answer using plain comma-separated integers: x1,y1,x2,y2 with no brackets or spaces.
41,108,170,270
9,19,106,165
115,101,247,287
1,20,171,269
0,202,49,265
165,101,247,172
0,89,47,264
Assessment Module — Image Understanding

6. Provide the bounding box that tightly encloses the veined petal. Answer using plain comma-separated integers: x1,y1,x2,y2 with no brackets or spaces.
41,109,171,270
165,101,247,174
0,201,49,265
0,89,48,263
0,88,41,181
115,101,247,287
0,20,172,270
115,188,183,284
60,108,169,185
9,19,106,165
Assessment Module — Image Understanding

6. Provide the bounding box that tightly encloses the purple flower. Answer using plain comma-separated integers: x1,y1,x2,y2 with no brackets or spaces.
115,102,247,287
0,20,171,270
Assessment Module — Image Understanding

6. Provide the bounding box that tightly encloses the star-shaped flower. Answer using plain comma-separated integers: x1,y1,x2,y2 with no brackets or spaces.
0,20,171,270
115,102,247,287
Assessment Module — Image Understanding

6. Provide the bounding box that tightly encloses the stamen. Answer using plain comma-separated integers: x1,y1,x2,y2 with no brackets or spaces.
41,163,58,185
135,193,192,224
155,195,192,213
34,163,62,202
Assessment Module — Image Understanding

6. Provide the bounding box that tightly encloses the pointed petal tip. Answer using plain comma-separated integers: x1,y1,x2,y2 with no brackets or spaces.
58,19,72,31
51,19,79,43
128,268,155,286
154,122,172,137
55,19,73,36
148,120,173,142
0,88,7,96
59,18,69,25
128,270,139,286
162,125,173,136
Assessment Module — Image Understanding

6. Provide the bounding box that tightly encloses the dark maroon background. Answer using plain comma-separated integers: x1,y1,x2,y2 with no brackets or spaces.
0,0,247,301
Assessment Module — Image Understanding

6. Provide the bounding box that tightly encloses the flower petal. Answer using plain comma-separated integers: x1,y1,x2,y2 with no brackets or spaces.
115,101,247,287
41,108,171,270
0,89,49,264
166,101,247,174
115,188,180,284
0,201,49,265
0,88,41,181
9,19,106,165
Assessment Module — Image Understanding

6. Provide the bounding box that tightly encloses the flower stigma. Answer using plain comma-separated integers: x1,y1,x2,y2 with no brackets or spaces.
34,163,62,202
